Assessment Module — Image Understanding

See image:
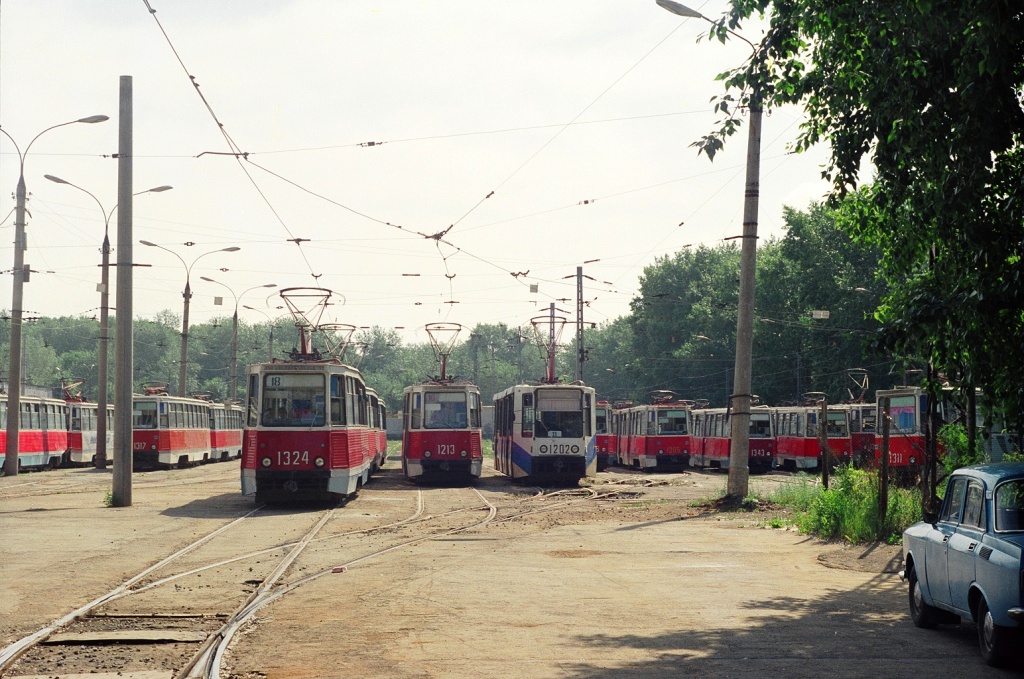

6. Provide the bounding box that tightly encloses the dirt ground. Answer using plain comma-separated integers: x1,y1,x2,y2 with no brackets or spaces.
0,460,1015,678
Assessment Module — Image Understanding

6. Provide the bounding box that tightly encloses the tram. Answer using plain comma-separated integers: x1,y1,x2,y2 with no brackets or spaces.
874,386,937,476
64,396,115,467
689,404,774,473
594,401,613,472
0,393,68,471
209,400,245,462
492,306,596,484
615,392,691,470
367,388,388,472
401,323,483,482
241,288,381,503
131,385,217,469
773,397,853,471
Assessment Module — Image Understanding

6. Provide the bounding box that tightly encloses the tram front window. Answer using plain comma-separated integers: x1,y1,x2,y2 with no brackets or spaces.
133,401,158,429
657,410,688,435
536,411,583,438
750,414,772,438
424,392,468,429
261,373,326,427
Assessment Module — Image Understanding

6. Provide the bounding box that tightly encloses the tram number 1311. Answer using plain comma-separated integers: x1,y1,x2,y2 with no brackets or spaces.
276,450,310,466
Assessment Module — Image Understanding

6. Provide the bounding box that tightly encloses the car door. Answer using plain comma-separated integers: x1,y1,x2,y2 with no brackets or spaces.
946,479,985,614
923,476,968,607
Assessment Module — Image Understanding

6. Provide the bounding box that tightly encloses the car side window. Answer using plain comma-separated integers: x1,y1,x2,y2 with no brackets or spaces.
940,477,968,523
961,481,985,529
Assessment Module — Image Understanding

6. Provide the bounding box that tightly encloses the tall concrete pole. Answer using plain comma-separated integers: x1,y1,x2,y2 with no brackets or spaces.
178,279,192,396
113,75,134,506
576,266,584,383
725,101,762,499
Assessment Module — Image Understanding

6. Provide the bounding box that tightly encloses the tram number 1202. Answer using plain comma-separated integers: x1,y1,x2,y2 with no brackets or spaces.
277,450,310,466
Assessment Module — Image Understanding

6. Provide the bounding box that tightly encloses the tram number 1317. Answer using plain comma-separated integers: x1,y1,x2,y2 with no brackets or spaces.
276,450,310,466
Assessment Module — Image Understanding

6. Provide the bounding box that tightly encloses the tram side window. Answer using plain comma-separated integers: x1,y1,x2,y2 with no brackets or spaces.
247,374,260,427
331,375,346,425
470,392,481,429
521,393,534,437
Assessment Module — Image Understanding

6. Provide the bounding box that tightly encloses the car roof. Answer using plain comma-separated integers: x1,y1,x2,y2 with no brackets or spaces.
951,462,1024,485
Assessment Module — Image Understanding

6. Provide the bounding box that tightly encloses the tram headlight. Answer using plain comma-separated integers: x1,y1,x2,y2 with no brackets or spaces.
261,457,272,468
424,450,431,458
460,450,467,457
314,456,325,467
572,445,580,454
909,455,917,465
539,445,548,454
658,449,664,455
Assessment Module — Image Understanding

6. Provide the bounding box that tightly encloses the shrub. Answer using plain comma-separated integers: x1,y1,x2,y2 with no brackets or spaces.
770,466,922,544
938,423,985,475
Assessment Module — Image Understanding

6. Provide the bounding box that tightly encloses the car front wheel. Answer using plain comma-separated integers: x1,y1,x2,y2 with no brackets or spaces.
977,597,1014,667
908,566,939,629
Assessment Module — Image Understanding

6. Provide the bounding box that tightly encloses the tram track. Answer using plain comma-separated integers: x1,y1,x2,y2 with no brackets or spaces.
0,481,511,679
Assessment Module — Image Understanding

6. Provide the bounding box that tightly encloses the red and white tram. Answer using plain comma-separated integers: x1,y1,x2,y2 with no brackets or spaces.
367,388,388,472
873,387,935,474
836,402,877,467
401,324,483,482
209,400,245,462
241,288,382,503
615,392,691,471
131,385,216,469
773,402,852,471
0,393,68,471
689,405,774,473
65,398,114,467
594,401,614,471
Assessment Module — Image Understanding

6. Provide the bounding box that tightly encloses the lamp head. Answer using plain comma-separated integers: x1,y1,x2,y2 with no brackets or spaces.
139,240,157,247
222,247,241,252
77,115,110,124
44,174,70,185
656,0,703,19
148,185,173,193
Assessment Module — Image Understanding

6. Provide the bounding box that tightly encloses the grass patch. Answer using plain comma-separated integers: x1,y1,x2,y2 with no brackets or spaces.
769,466,922,544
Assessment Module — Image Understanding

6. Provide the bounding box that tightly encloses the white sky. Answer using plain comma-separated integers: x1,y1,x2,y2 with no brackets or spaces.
1,0,834,345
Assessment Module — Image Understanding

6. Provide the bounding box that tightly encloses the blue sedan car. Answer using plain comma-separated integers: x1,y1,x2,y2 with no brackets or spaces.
901,463,1024,666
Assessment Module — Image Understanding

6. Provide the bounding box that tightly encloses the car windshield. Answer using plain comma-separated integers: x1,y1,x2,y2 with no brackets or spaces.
995,479,1024,531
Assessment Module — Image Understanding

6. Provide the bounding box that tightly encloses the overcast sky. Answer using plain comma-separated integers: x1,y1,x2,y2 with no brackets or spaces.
1,0,835,347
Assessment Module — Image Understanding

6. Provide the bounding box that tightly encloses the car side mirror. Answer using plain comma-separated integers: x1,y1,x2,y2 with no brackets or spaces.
923,510,939,525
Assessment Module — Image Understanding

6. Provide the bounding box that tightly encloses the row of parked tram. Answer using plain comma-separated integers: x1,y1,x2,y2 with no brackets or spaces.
0,389,246,472
592,387,940,478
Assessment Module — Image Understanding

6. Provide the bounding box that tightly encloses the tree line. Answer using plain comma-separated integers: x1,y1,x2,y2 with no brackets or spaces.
3,201,922,414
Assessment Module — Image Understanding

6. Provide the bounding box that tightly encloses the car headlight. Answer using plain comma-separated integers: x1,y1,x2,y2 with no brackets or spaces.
261,457,272,468
314,456,325,467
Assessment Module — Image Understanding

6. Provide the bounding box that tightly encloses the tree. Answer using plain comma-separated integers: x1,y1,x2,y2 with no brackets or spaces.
700,0,1024,507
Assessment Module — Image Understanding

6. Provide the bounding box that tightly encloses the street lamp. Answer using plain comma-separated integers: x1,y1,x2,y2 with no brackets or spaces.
242,305,285,362
199,277,276,400
139,241,240,396
44,175,171,468
658,0,762,499
1,114,109,477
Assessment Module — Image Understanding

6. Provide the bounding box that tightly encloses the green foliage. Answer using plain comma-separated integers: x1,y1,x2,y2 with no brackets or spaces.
771,466,922,544
707,0,1024,435
938,423,986,475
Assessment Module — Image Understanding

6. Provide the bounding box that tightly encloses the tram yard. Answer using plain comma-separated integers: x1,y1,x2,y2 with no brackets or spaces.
1,460,1011,678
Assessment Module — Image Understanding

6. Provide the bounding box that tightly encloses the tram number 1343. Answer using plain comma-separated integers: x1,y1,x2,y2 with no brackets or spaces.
275,450,310,466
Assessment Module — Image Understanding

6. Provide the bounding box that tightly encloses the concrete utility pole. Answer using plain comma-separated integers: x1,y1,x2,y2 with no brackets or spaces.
657,0,762,499
576,266,584,383
112,75,134,505
1,114,108,477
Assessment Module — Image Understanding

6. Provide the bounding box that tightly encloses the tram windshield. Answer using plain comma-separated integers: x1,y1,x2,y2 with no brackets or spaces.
424,391,469,429
888,396,918,434
261,373,326,427
656,409,688,435
750,412,772,438
595,407,608,435
133,401,158,429
534,388,587,438
825,411,850,437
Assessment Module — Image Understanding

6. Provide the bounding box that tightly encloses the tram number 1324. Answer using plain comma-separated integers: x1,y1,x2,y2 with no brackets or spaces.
275,450,310,466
